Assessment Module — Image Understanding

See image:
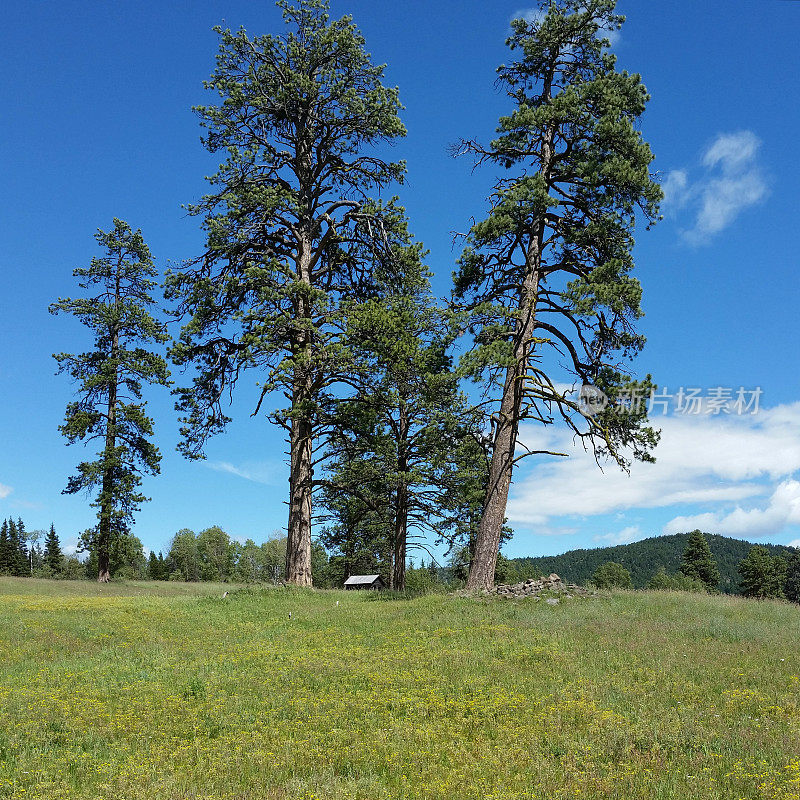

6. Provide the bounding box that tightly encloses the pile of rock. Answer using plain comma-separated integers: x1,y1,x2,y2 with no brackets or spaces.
492,573,594,600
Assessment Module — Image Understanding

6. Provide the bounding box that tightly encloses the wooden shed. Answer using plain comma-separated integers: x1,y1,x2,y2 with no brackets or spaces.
343,574,386,590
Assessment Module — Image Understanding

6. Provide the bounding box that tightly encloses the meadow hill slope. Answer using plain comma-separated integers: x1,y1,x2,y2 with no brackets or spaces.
1,578,799,799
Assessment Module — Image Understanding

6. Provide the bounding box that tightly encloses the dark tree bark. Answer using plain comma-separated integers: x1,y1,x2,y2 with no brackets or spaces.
97,273,121,584
466,140,552,592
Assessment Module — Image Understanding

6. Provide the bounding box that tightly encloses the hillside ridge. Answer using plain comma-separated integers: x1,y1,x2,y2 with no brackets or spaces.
509,532,795,593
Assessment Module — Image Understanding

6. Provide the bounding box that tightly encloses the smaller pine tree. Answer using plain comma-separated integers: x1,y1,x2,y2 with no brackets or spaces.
784,551,800,604
6,520,24,577
0,520,10,574
148,551,160,580
738,546,785,599
44,524,63,575
15,518,29,577
679,530,720,591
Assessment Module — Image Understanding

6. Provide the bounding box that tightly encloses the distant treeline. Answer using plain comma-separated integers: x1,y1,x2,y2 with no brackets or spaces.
0,519,318,584
508,533,796,594
0,519,72,577
4,519,797,600
0,519,445,589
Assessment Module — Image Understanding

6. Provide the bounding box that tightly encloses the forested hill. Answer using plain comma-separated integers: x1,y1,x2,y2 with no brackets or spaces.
510,533,795,593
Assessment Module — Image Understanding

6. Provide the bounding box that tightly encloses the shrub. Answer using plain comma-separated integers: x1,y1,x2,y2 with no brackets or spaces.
647,566,708,593
785,551,800,604
591,561,632,590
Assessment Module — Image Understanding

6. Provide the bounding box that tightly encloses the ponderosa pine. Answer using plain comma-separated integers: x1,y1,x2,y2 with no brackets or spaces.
455,0,661,590
44,524,63,575
167,0,407,586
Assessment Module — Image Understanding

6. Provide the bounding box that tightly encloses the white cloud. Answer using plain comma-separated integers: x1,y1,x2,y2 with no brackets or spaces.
693,170,767,240
508,402,800,536
661,169,690,210
206,460,281,486
0,483,11,500
595,525,644,546
789,540,800,549
702,131,760,171
664,131,768,244
664,480,800,539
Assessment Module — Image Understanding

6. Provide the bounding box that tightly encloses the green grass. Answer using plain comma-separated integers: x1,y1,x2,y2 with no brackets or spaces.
1,578,799,799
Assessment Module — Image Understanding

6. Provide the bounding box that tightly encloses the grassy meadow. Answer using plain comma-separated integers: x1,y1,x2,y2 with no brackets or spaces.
1,579,799,799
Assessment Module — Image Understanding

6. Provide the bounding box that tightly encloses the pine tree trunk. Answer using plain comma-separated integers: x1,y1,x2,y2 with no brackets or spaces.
98,287,120,584
392,406,409,591
465,267,542,590
286,385,313,587
392,481,408,591
97,464,113,583
465,113,556,592
464,357,524,591
285,231,314,587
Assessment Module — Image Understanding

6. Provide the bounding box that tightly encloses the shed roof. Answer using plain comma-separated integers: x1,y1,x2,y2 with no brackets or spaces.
344,574,382,586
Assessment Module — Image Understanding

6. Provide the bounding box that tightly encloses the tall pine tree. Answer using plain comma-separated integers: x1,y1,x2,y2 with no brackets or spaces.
454,0,661,590
51,220,170,582
784,550,800,604
738,546,786,599
5,519,28,577
167,0,407,585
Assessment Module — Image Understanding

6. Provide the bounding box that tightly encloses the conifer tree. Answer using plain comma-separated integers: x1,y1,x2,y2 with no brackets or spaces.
44,524,63,575
14,518,29,576
148,551,160,580
320,212,486,589
0,520,10,575
6,519,27,577
167,0,407,585
738,546,786,599
679,529,720,591
51,219,170,582
454,0,661,590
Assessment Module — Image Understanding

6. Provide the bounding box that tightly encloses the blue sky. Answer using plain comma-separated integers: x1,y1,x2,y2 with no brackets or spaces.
1,0,798,559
